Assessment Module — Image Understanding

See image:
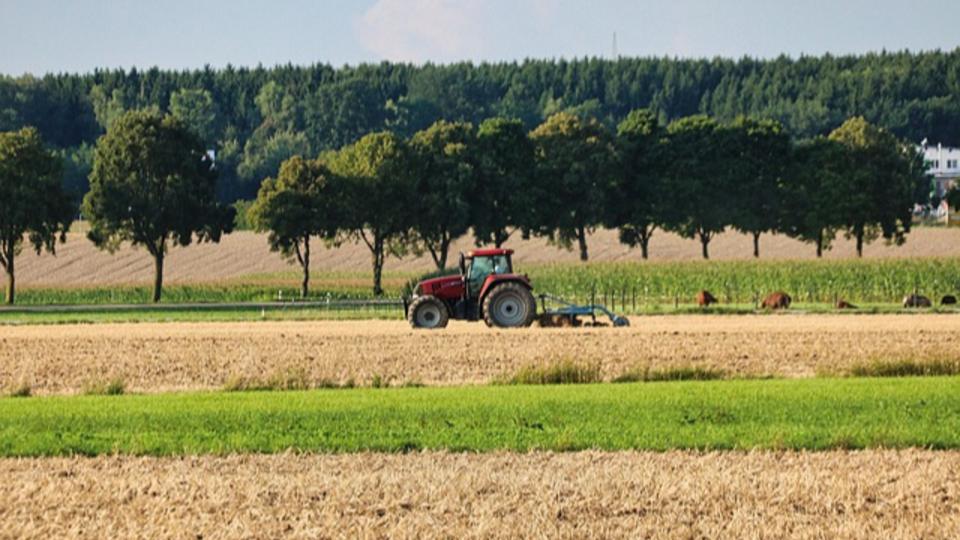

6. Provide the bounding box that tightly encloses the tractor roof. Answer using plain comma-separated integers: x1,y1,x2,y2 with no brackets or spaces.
467,248,514,258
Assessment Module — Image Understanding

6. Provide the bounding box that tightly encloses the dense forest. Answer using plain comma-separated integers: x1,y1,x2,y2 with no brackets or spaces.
1,50,958,203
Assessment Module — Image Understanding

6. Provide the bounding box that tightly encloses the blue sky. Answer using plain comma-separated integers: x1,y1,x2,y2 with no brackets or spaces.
2,0,959,75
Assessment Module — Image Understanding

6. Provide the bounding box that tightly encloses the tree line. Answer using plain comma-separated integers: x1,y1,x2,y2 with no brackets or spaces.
2,50,959,203
0,105,933,303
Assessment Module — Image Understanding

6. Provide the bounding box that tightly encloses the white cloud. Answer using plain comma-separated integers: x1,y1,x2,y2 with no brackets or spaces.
355,0,489,63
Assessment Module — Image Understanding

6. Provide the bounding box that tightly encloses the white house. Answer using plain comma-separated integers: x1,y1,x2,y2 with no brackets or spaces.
921,140,960,198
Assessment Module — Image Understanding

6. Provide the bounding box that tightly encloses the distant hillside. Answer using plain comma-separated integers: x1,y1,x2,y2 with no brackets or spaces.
16,227,960,287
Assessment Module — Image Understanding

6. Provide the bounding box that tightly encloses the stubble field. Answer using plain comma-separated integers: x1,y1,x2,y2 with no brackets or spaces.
4,315,960,538
2,450,957,539
3,314,959,395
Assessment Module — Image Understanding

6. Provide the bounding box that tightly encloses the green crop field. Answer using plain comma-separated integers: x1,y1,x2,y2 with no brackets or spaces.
0,305,403,325
530,257,960,305
1,377,957,457
12,257,960,311
12,275,410,305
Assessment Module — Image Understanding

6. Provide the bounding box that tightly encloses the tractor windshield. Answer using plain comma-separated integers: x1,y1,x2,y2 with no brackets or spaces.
467,255,511,295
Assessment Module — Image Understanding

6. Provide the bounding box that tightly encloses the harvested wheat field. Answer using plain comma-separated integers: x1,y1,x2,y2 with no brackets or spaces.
1,450,957,539
4,314,959,395
16,227,960,287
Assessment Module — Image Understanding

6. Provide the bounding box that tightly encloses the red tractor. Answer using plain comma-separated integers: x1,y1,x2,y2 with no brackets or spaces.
405,248,536,328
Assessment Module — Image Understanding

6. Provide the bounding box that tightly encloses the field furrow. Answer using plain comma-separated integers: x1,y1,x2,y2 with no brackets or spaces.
1,450,957,539
2,315,959,395
16,227,960,287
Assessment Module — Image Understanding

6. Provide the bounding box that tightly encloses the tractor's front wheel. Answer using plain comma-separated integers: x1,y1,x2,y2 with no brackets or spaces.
407,295,449,329
483,283,536,328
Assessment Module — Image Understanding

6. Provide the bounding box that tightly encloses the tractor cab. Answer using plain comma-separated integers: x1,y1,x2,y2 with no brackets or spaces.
460,249,513,299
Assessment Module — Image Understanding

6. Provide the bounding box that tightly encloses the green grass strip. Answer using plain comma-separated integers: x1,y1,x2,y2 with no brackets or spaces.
0,306,402,325
1,377,958,457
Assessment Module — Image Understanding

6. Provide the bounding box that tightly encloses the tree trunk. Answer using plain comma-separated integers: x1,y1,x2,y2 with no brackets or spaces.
752,231,761,258
699,230,711,260
300,236,310,299
438,236,450,270
816,229,824,258
427,235,450,270
855,228,864,258
372,237,385,297
577,225,588,262
635,225,655,260
4,252,13,305
152,251,164,303
494,230,507,248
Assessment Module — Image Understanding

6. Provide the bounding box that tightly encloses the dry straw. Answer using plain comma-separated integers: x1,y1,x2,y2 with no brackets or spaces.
0,450,957,538
3,314,960,395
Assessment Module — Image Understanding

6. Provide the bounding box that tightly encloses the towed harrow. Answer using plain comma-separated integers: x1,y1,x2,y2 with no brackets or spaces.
536,294,630,327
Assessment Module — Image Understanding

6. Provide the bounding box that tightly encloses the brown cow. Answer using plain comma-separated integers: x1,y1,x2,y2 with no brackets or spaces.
761,291,791,310
902,294,932,308
835,299,857,309
696,290,718,307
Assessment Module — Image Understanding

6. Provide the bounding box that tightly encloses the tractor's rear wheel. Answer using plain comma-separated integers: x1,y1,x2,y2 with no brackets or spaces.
483,283,536,328
408,295,449,329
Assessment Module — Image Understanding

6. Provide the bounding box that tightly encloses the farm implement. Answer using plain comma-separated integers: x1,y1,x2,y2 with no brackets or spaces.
404,248,629,329
536,294,630,327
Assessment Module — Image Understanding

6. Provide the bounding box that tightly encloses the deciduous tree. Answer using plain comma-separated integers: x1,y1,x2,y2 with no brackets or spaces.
609,109,665,259
327,132,413,296
530,112,614,261
472,117,534,248
409,120,475,269
828,117,927,257
662,115,734,259
0,127,74,304
169,88,220,145
780,138,846,257
727,117,791,257
83,110,235,302
248,155,342,298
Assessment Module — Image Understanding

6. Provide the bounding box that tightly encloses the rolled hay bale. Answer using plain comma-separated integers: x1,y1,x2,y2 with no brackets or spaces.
696,290,718,307
835,299,857,309
902,294,932,308
760,291,791,310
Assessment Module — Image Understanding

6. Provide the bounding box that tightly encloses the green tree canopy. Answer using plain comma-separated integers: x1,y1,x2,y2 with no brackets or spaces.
305,78,389,151
0,127,74,304
409,120,476,269
83,110,235,302
609,109,665,259
169,88,220,145
326,131,413,296
727,117,791,257
662,115,735,259
6,52,960,205
237,129,311,186
780,137,847,257
949,186,960,212
828,117,927,256
248,155,343,298
54,142,94,204
530,112,615,261
89,84,131,131
472,117,535,248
